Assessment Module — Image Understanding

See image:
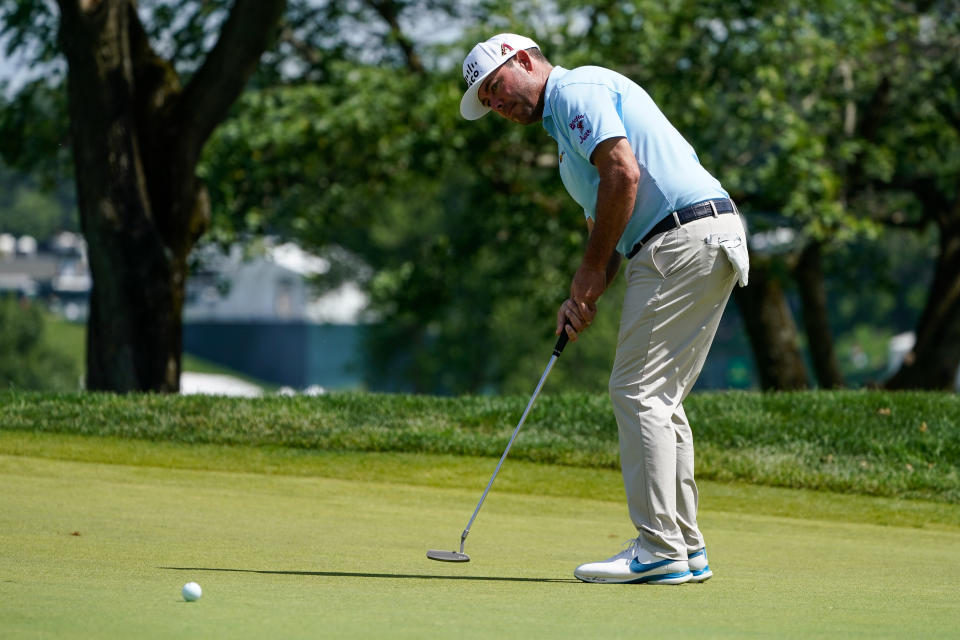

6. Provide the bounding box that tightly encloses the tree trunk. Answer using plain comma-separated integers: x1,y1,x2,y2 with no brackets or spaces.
886,212,960,390
56,0,285,392
793,241,844,388
733,253,809,390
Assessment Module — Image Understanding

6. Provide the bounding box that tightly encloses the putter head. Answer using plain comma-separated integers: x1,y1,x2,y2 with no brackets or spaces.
426,549,470,562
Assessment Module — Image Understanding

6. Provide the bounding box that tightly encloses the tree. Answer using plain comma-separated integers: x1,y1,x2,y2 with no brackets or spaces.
868,2,960,390
2,0,285,391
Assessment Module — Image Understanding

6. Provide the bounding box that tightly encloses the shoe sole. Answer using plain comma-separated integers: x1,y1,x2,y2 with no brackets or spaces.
574,569,692,585
690,567,713,583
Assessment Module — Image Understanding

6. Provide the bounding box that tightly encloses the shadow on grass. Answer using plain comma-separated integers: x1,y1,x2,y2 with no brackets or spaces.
160,566,578,584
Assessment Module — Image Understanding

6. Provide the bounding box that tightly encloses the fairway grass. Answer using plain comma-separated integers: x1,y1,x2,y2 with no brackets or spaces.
2,451,959,638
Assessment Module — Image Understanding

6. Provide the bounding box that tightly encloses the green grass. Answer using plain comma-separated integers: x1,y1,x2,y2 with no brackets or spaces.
3,430,958,529
3,391,959,638
1,389,957,502
2,451,959,639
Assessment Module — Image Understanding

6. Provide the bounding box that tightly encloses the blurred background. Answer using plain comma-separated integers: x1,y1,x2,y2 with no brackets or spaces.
0,0,957,396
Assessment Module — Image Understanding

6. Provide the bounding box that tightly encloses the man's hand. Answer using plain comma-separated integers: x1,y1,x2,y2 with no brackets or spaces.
571,264,606,307
556,280,599,343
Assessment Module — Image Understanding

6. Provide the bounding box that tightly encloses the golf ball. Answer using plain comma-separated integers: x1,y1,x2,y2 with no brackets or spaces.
181,582,202,602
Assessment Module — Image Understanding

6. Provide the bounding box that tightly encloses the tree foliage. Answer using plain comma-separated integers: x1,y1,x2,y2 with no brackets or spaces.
0,163,77,238
0,297,79,390
195,0,960,393
201,62,599,393
2,0,957,393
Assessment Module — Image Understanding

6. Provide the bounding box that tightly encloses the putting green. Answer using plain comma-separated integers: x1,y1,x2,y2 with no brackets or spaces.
1,453,958,639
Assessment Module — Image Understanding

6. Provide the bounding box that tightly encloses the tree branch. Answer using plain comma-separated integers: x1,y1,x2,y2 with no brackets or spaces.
874,214,929,232
855,75,891,142
366,0,422,73
172,0,286,163
279,24,322,67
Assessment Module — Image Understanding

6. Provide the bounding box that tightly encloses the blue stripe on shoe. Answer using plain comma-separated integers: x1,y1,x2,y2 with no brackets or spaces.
627,570,692,584
628,557,677,573
692,565,710,576
688,548,706,560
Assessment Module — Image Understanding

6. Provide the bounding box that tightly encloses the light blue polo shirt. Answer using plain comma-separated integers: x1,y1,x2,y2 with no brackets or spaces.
542,66,728,256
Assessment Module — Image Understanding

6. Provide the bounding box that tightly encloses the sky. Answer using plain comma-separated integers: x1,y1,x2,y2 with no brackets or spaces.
0,34,59,98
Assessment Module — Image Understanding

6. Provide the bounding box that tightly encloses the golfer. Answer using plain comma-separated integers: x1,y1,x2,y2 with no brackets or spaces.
460,34,749,584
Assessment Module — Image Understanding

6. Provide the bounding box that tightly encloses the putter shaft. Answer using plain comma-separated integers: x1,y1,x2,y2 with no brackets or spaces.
458,331,567,554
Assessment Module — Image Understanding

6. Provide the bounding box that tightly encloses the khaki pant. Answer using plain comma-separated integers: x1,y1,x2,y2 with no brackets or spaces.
609,212,747,560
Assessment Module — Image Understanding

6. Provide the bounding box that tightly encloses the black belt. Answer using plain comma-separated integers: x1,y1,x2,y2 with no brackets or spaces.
626,198,736,259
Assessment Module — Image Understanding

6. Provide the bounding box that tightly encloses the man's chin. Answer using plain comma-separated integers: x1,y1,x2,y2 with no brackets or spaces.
509,111,537,125
496,108,538,125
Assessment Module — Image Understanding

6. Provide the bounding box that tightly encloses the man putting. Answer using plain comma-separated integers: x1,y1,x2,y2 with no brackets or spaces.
460,34,749,584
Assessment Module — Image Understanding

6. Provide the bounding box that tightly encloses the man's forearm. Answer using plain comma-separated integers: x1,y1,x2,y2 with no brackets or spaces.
582,183,633,271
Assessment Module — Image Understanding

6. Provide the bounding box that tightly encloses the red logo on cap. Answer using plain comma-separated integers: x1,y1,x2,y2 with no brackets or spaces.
501,43,514,55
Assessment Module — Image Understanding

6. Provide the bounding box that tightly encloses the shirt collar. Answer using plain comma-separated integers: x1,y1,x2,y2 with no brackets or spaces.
541,66,568,134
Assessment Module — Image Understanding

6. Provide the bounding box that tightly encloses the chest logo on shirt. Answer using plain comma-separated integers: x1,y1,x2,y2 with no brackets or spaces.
568,114,592,144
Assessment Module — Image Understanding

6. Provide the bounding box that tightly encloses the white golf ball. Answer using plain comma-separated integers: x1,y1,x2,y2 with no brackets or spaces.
181,582,202,602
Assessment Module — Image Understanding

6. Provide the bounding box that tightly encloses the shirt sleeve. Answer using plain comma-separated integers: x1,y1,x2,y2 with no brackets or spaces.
551,82,626,163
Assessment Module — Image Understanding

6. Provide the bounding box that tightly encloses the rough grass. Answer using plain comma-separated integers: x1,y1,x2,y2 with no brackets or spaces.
3,431,959,530
0,389,957,503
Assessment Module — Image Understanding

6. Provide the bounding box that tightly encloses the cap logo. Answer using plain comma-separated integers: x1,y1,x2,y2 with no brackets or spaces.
500,43,514,55
464,60,481,87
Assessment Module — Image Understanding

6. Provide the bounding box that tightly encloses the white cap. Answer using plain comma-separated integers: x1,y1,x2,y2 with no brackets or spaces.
460,33,539,120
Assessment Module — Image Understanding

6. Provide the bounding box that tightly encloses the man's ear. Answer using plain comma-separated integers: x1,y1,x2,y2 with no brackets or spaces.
515,49,533,70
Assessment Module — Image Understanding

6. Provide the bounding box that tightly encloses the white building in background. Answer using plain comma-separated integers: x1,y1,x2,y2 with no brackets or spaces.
183,241,368,324
182,241,371,391
0,233,17,258
0,231,88,307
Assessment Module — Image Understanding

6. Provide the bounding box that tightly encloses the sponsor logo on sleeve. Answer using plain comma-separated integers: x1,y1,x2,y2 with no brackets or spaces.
568,114,592,144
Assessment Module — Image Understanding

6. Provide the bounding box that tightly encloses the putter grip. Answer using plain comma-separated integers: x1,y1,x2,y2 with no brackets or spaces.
553,324,571,356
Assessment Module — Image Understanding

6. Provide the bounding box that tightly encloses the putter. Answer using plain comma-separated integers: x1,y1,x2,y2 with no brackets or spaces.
427,327,571,562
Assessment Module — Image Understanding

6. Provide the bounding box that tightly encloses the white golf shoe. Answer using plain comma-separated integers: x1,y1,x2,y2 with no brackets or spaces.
574,539,691,584
688,547,713,582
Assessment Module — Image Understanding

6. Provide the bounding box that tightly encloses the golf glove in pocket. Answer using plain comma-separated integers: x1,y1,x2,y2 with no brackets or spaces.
705,233,749,287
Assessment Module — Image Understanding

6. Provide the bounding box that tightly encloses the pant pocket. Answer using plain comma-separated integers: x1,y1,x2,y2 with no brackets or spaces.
705,233,750,287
